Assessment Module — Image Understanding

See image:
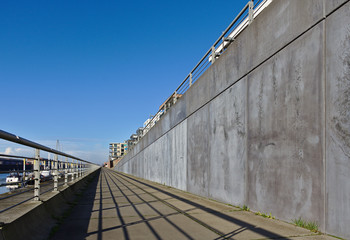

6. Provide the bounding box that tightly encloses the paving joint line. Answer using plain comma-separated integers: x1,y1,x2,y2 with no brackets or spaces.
109,170,228,239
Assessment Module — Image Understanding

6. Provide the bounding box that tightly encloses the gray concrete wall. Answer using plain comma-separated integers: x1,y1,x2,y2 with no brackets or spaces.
326,2,350,236
116,0,350,238
247,20,325,228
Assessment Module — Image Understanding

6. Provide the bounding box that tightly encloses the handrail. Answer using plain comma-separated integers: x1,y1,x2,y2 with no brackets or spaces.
128,0,273,150
173,1,252,95
0,130,93,164
0,153,67,162
0,153,36,160
0,129,99,208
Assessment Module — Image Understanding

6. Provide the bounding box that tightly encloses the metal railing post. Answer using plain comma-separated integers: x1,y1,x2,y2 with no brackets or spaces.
189,73,193,87
64,157,68,186
75,161,77,179
173,91,177,104
22,158,26,186
249,0,254,24
53,154,58,192
211,46,216,64
77,161,80,178
34,149,40,201
72,160,75,181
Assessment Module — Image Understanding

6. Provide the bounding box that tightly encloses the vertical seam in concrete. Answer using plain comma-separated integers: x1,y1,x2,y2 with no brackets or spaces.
322,0,327,233
186,114,189,192
245,76,249,205
207,103,211,198
184,120,187,191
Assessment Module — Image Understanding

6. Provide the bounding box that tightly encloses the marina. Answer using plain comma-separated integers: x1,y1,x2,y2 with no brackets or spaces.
0,173,8,194
0,154,78,195
0,170,71,195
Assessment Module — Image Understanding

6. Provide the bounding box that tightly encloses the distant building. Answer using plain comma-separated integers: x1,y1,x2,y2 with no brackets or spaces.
127,134,139,148
109,142,128,162
143,117,153,129
142,94,182,136
124,93,182,154
136,127,144,138
0,157,33,171
143,111,164,135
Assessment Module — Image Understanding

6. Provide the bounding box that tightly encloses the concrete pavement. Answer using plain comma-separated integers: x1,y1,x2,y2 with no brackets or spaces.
50,168,338,240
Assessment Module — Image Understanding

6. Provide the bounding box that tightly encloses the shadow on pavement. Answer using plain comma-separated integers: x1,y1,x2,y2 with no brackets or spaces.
114,171,291,240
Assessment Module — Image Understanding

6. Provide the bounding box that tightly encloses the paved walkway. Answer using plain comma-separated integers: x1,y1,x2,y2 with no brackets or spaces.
51,168,336,240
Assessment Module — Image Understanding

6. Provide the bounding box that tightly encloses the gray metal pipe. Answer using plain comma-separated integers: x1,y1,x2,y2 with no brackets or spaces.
0,129,96,165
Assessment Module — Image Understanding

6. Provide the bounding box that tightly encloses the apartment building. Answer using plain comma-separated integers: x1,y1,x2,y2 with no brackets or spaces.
109,142,128,161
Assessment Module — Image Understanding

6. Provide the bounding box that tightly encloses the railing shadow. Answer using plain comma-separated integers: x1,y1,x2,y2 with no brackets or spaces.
105,170,195,239
85,168,199,240
115,171,292,240
52,168,292,240
50,170,100,240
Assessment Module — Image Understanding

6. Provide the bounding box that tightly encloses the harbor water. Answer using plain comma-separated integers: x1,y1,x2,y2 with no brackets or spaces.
0,173,8,194
0,173,26,195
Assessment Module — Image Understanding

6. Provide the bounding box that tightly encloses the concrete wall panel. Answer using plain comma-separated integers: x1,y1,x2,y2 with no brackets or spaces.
162,132,171,186
143,146,150,180
186,68,211,116
171,119,187,191
247,22,324,226
326,0,348,15
154,136,165,183
145,141,155,182
208,79,247,206
143,130,150,150
137,151,144,179
133,142,140,156
187,105,210,197
169,96,187,130
326,2,350,238
123,159,129,174
207,0,324,103
209,50,230,99
247,0,324,73
160,110,170,136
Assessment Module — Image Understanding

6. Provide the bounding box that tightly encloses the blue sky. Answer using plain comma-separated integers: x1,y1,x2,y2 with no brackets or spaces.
0,0,248,164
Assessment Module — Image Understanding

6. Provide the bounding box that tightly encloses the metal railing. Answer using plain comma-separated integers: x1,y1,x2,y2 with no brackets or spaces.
0,129,99,213
129,0,272,148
